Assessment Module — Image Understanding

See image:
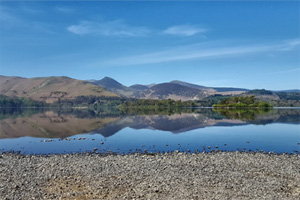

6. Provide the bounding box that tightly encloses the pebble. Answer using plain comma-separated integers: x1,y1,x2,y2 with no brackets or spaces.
0,152,299,199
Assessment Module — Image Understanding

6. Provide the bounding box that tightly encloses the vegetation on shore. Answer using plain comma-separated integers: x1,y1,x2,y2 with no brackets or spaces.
119,95,232,108
50,96,124,109
1,92,300,110
0,95,47,108
120,99,196,108
213,96,273,108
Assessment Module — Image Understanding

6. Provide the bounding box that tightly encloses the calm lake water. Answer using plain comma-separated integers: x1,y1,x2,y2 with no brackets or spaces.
0,108,299,154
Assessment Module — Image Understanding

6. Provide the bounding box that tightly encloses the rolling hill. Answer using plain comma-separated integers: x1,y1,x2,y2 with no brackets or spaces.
0,75,118,103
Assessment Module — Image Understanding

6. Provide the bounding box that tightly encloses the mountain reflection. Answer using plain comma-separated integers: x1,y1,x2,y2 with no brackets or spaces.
0,108,299,139
0,109,119,139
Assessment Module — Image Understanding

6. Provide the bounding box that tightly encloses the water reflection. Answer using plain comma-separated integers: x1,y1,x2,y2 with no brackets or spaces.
0,108,299,139
213,108,300,124
0,109,119,139
213,108,272,120
0,108,299,154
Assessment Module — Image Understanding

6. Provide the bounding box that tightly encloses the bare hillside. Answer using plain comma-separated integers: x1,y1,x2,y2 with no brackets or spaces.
0,76,118,103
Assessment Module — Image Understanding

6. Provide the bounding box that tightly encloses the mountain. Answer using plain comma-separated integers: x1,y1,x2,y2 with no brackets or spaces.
243,89,300,102
134,81,250,100
276,89,300,93
0,75,118,103
94,76,125,90
90,77,136,97
129,84,149,91
89,77,250,101
244,89,280,100
169,80,211,90
2,75,298,102
135,83,210,100
169,80,248,94
213,87,249,92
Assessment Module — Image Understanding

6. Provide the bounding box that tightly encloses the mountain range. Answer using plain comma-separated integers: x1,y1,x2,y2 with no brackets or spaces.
89,76,250,100
0,75,299,102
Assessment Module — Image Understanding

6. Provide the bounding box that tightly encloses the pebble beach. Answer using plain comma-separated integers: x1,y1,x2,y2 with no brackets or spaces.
1,152,299,199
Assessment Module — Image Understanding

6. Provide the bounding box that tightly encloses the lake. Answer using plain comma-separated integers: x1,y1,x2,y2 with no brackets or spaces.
0,108,299,155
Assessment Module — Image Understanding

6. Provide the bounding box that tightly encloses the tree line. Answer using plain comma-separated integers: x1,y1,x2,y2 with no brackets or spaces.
213,96,272,108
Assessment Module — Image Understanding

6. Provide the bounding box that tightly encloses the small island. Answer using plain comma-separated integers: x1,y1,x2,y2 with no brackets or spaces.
213,96,273,108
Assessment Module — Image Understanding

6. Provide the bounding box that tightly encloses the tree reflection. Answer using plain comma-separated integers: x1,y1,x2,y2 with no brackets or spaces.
213,108,272,120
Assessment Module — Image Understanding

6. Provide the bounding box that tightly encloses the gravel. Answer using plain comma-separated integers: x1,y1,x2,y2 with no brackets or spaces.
0,152,299,199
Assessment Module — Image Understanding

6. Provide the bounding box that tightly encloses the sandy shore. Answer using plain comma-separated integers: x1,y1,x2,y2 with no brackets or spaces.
0,152,299,199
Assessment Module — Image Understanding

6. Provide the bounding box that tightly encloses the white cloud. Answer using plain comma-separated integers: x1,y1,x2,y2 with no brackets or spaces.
67,20,151,37
100,39,299,67
163,24,208,36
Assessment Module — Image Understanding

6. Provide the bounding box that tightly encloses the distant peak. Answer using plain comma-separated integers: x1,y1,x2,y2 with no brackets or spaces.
170,80,181,83
102,76,115,80
95,76,126,90
99,77,120,83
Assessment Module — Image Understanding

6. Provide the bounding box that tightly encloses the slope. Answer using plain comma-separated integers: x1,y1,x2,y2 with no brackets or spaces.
91,77,137,97
136,83,210,100
0,76,118,103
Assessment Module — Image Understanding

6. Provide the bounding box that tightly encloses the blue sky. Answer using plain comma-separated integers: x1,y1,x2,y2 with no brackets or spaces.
0,1,299,90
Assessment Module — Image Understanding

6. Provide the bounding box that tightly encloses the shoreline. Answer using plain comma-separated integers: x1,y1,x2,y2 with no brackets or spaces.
2,149,300,156
1,152,299,199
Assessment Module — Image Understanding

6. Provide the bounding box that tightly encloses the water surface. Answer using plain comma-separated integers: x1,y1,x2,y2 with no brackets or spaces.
0,108,299,154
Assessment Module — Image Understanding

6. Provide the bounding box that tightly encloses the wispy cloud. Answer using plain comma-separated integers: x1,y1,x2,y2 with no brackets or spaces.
0,6,21,25
279,38,300,51
55,7,74,13
163,24,208,36
67,20,209,37
100,39,300,67
0,5,54,34
67,20,151,37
